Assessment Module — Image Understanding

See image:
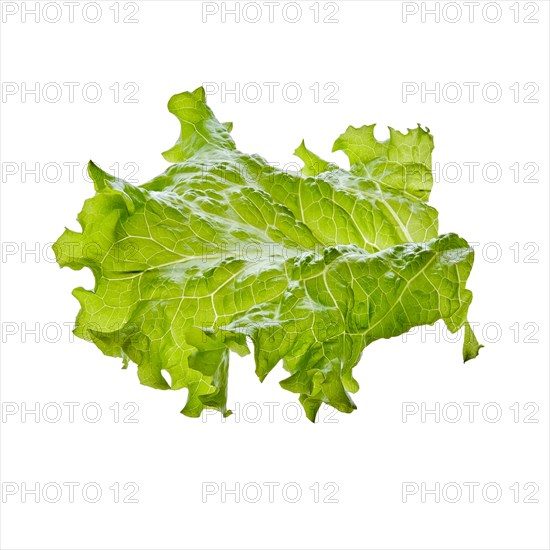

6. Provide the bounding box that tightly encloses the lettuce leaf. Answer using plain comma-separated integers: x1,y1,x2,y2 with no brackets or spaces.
54,87,481,421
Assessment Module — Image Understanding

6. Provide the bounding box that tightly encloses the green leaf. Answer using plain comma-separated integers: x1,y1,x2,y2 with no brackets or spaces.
161,86,235,163
462,321,484,363
294,140,336,176
333,123,434,201
53,88,481,421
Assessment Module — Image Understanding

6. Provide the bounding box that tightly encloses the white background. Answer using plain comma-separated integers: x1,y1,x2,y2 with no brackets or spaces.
1,1,549,549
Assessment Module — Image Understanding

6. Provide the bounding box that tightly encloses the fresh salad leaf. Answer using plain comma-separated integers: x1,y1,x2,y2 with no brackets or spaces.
54,86,481,421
